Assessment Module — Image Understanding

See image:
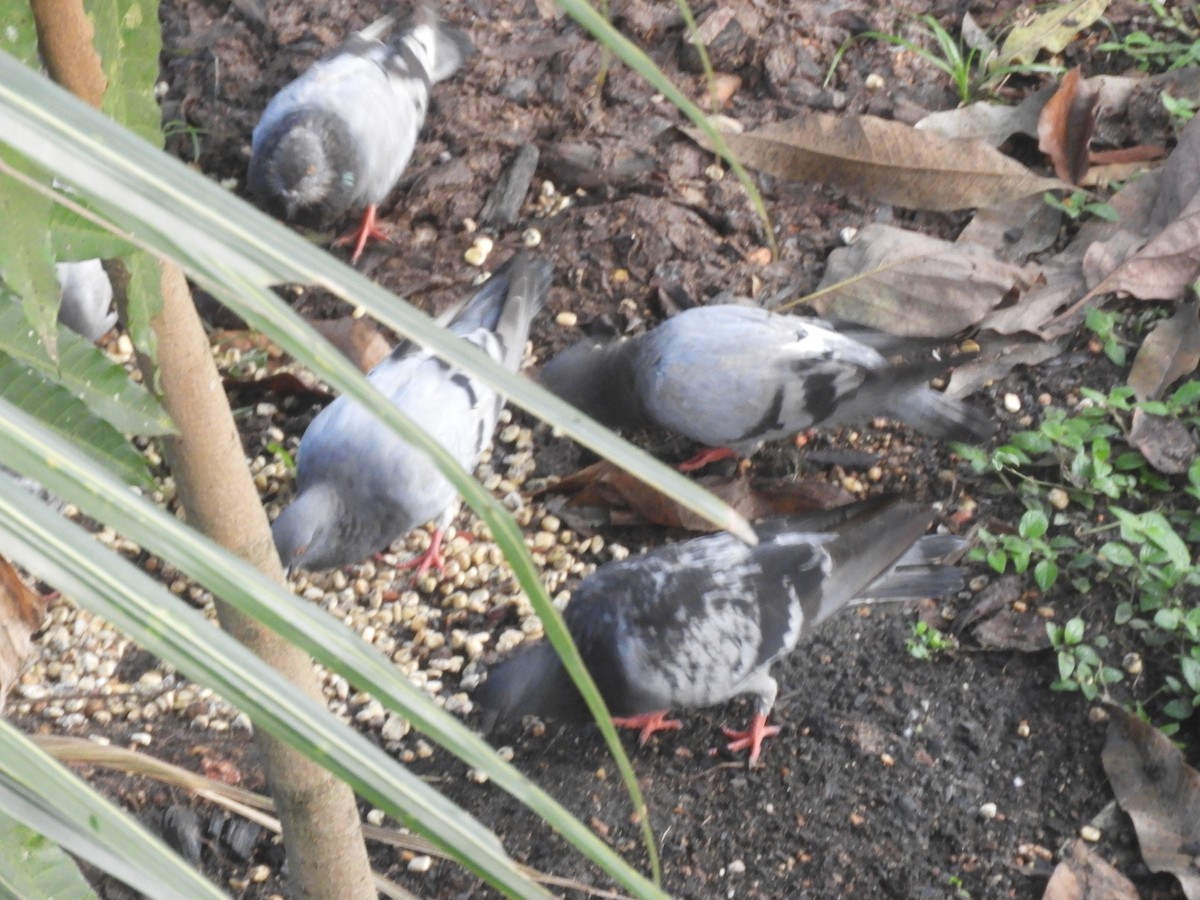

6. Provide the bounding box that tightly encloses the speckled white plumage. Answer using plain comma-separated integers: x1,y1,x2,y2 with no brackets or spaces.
475,496,966,763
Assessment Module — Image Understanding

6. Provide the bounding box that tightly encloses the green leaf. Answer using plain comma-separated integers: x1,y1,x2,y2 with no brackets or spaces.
1114,602,1134,625
0,808,99,900
1019,509,1049,540
1140,511,1191,569
987,548,1008,573
1034,558,1058,591
1011,430,1052,454
0,300,172,435
0,150,60,357
0,0,40,66
1058,650,1077,680
91,0,164,147
1008,541,1032,573
1162,698,1194,720
1098,541,1136,567
1154,608,1182,631
1064,617,1086,645
1099,666,1124,684
1181,656,1200,693
0,352,153,488
50,204,136,261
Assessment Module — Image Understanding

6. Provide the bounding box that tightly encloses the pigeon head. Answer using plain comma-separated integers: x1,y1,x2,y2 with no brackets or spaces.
271,484,345,571
249,111,359,227
539,337,646,430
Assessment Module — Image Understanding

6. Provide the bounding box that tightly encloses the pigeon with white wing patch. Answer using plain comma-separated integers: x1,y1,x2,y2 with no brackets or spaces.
540,305,995,470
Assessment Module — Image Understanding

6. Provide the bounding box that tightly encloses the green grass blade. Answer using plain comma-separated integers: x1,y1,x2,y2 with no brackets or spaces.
0,398,669,898
0,722,224,899
0,473,549,897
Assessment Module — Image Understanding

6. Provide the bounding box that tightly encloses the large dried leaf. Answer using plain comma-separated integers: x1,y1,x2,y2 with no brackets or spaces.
1128,299,1200,402
1038,67,1098,185
957,194,1062,264
1101,705,1200,899
992,0,1110,69
946,337,1065,400
309,316,391,373
545,461,850,531
686,114,1064,211
1080,189,1200,304
916,89,1050,146
1127,408,1197,475
811,223,1034,336
0,555,48,710
1042,840,1138,900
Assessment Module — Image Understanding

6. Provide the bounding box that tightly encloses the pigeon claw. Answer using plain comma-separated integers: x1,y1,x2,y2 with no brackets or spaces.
335,204,393,263
678,446,738,473
720,713,781,766
612,710,683,747
397,527,448,586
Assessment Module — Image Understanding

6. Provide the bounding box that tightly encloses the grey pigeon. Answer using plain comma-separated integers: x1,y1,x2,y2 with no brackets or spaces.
540,305,995,469
475,495,965,765
56,260,115,342
272,253,549,574
248,7,472,262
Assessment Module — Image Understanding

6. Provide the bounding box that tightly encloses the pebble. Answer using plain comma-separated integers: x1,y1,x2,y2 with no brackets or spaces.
407,855,433,873
1004,393,1022,413
727,859,746,875
1080,825,1101,842
979,802,998,820
555,311,578,328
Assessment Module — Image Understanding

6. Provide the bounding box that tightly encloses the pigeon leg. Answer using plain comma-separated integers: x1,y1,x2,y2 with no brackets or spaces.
720,713,782,766
678,446,738,472
333,204,392,263
612,710,683,746
396,526,449,584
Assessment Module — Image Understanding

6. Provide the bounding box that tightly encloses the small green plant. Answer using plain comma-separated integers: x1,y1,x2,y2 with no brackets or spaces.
958,367,1200,743
1162,90,1197,126
906,621,958,660
267,439,296,472
1084,307,1129,366
971,508,1066,591
826,14,1060,104
1097,30,1200,73
1047,616,1124,700
162,119,206,164
1044,190,1120,223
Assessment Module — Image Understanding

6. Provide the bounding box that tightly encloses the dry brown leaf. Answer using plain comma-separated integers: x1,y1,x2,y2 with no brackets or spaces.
310,316,391,373
1128,409,1197,475
1101,705,1200,899
0,555,49,710
983,172,1163,336
1128,299,1200,402
972,608,1052,652
1042,840,1138,900
686,114,1064,211
547,461,850,531
811,223,1035,336
1088,145,1168,166
1079,160,1164,189
915,88,1051,146
1075,190,1200,306
946,337,1065,399
1038,67,1099,185
957,194,1062,263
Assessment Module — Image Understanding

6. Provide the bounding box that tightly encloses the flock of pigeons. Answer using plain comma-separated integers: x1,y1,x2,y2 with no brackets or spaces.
240,8,996,764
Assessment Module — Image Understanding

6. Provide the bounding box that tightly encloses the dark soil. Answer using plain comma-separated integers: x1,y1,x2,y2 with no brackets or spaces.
35,0,1199,897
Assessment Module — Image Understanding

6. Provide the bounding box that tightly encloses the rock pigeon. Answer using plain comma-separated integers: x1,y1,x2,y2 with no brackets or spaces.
248,7,472,262
272,253,549,575
540,305,995,470
56,259,115,342
475,495,965,765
